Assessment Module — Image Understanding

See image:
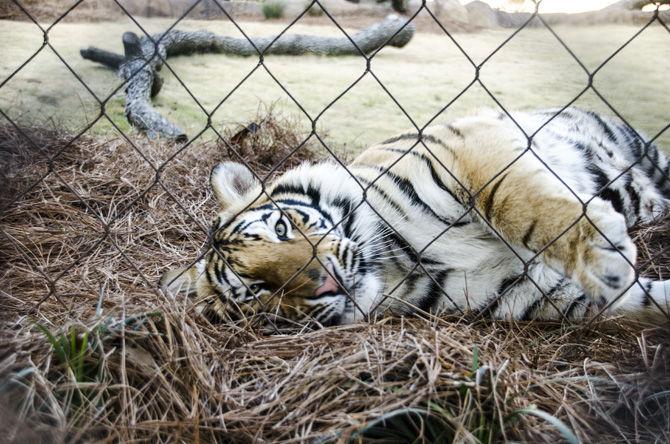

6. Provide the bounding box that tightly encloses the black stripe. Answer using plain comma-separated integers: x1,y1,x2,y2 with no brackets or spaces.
648,144,659,165
421,134,452,150
557,108,578,120
272,198,313,208
479,274,525,318
587,111,618,143
596,140,614,158
332,196,356,237
357,175,408,219
271,183,322,205
483,173,508,221
642,280,653,306
381,147,415,157
656,162,670,189
257,197,336,226
521,278,565,320
219,268,234,292
230,218,250,235
380,169,459,226
375,233,408,271
599,188,625,214
382,132,455,154
446,124,464,139
211,260,233,305
547,278,566,297
522,220,537,249
385,230,440,265
478,294,505,318
588,164,609,191
646,161,658,179
212,216,221,230
380,147,464,207
417,269,451,312
206,262,217,286
402,273,423,298
357,254,370,274
563,294,587,320
574,141,594,161
587,165,625,214
223,237,252,246
520,298,543,321
234,218,262,236
621,124,642,158
290,208,310,224
625,183,641,217
212,254,225,284
425,158,464,208
381,132,418,145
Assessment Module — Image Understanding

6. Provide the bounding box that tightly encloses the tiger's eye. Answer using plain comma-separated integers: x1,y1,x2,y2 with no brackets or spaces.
249,283,262,293
275,220,287,238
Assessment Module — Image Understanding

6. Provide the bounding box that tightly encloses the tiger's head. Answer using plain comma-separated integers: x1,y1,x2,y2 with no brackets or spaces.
160,161,383,327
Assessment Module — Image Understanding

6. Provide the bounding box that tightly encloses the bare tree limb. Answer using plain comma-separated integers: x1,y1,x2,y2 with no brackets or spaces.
117,32,186,142
81,15,415,141
79,47,125,70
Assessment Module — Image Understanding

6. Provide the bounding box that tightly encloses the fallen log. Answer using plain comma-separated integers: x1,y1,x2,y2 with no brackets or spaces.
81,15,416,142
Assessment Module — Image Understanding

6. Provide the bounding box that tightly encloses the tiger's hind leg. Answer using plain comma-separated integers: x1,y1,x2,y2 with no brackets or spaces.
434,118,649,311
606,277,670,322
485,264,670,323
547,277,670,323
461,144,640,309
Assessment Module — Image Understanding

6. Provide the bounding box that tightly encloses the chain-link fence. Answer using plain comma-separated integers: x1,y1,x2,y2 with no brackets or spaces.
2,0,670,332
4,1,670,442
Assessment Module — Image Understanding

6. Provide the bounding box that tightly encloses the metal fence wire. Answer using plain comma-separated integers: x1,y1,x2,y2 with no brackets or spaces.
2,0,670,330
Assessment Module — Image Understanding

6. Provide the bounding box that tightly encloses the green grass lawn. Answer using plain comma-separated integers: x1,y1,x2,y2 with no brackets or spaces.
1,15,668,155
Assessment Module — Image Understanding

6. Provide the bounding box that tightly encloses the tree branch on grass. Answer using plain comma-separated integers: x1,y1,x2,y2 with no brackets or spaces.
81,15,415,142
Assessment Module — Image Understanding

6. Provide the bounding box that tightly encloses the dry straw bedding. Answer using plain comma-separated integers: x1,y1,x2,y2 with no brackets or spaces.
1,119,670,443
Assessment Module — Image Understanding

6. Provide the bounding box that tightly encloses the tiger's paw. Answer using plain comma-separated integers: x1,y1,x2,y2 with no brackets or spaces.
574,202,636,303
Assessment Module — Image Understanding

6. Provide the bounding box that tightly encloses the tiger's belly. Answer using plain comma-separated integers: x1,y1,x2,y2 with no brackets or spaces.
373,220,529,316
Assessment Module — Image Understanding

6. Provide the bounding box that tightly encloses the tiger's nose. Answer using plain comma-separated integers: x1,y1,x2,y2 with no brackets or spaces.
313,264,344,297
315,274,340,296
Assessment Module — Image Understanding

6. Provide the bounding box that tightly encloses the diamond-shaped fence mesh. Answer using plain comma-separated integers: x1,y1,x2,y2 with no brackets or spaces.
4,0,670,441
2,0,670,330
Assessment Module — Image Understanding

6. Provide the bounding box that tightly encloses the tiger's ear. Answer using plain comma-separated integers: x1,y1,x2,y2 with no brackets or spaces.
159,263,202,296
210,162,260,209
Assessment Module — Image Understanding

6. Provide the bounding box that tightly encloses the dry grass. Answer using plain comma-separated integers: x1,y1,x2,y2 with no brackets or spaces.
1,118,670,443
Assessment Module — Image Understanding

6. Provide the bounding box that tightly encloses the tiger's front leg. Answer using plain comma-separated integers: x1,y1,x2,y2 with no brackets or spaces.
524,198,637,304
473,165,636,306
443,122,637,305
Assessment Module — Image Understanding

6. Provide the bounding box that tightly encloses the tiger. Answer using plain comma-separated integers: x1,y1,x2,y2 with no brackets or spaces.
161,107,670,327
